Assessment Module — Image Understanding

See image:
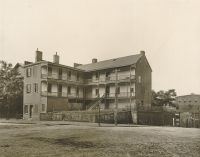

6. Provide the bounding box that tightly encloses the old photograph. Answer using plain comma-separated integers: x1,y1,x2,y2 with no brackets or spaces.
0,0,200,157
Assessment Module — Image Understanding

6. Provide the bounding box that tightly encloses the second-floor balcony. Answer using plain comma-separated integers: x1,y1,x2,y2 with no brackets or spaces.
85,92,135,100
105,92,135,99
41,91,83,99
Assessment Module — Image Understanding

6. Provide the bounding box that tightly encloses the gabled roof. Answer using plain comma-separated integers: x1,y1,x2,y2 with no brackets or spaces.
176,94,200,98
14,63,23,69
77,54,143,72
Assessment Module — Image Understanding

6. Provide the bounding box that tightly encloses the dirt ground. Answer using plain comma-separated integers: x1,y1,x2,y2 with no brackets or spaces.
0,121,199,157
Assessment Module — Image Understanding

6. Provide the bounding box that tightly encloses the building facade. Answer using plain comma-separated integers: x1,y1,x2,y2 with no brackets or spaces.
176,94,200,112
23,50,152,120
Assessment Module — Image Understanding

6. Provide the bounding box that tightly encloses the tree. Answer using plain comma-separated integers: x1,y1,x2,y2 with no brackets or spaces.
152,89,176,107
0,61,23,118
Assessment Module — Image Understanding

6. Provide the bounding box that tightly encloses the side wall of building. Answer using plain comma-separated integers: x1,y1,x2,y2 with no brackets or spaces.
135,55,152,107
23,63,47,120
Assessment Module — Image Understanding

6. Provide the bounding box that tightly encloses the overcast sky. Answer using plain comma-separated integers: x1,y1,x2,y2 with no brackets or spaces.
0,0,200,96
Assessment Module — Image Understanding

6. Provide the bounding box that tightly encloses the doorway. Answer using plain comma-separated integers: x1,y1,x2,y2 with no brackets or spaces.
29,105,33,118
105,86,110,97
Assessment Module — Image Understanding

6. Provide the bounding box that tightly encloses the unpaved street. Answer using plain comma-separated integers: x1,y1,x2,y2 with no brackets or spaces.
0,122,199,157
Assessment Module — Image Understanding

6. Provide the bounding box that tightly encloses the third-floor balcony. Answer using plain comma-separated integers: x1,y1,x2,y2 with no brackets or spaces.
41,73,84,84
85,75,136,85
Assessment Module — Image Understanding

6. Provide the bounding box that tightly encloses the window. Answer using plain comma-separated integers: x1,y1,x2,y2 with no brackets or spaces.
138,76,142,83
58,84,62,92
76,87,79,95
77,73,80,81
130,88,134,93
59,68,62,79
95,72,99,80
34,83,38,93
42,104,45,112
48,84,52,93
106,71,110,77
26,68,31,77
26,84,31,93
68,86,71,94
116,87,120,94
95,89,99,96
68,71,71,80
24,105,28,114
48,67,52,74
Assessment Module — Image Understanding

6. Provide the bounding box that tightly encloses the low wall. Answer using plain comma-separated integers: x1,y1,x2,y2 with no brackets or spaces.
137,111,175,126
40,110,132,123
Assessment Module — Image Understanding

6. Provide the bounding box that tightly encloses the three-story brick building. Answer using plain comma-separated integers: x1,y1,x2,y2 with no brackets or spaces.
23,50,152,120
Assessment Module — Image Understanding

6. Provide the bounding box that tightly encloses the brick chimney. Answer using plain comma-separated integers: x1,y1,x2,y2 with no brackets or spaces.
140,50,145,56
35,48,43,62
92,58,98,63
74,63,82,68
53,52,59,64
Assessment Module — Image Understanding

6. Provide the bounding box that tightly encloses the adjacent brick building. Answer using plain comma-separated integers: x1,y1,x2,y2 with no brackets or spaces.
176,94,200,112
23,50,152,121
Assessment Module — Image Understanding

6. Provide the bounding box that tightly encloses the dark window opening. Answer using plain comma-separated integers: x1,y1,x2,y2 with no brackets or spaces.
34,83,38,93
24,105,28,114
95,72,99,80
76,87,79,95
96,89,99,96
59,68,62,79
68,86,71,94
48,67,52,75
68,71,71,80
58,84,62,93
116,87,120,94
77,73,80,81
48,84,52,93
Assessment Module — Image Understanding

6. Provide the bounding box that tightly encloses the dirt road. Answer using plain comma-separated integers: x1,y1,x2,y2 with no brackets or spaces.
0,122,199,157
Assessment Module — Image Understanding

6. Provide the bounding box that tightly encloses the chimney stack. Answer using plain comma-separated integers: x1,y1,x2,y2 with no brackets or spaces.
53,52,59,64
92,58,98,63
140,50,145,56
74,63,82,68
35,48,43,62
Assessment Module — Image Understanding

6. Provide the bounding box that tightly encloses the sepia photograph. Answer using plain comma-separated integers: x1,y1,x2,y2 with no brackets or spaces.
0,0,200,157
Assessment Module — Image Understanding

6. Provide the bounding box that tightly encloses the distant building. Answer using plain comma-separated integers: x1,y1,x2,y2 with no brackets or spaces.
176,94,200,112
14,63,24,76
23,49,152,120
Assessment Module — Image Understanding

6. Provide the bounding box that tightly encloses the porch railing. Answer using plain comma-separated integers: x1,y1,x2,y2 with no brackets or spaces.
41,91,83,98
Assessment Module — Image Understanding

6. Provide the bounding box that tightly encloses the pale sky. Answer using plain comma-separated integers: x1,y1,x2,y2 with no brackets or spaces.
0,0,200,96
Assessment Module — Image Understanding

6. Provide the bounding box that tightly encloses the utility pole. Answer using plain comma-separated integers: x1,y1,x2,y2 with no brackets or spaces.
114,69,118,126
129,66,132,124
98,72,101,127
98,98,101,127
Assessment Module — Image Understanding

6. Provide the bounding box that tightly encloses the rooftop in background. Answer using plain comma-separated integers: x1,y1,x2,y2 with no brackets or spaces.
176,94,200,98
